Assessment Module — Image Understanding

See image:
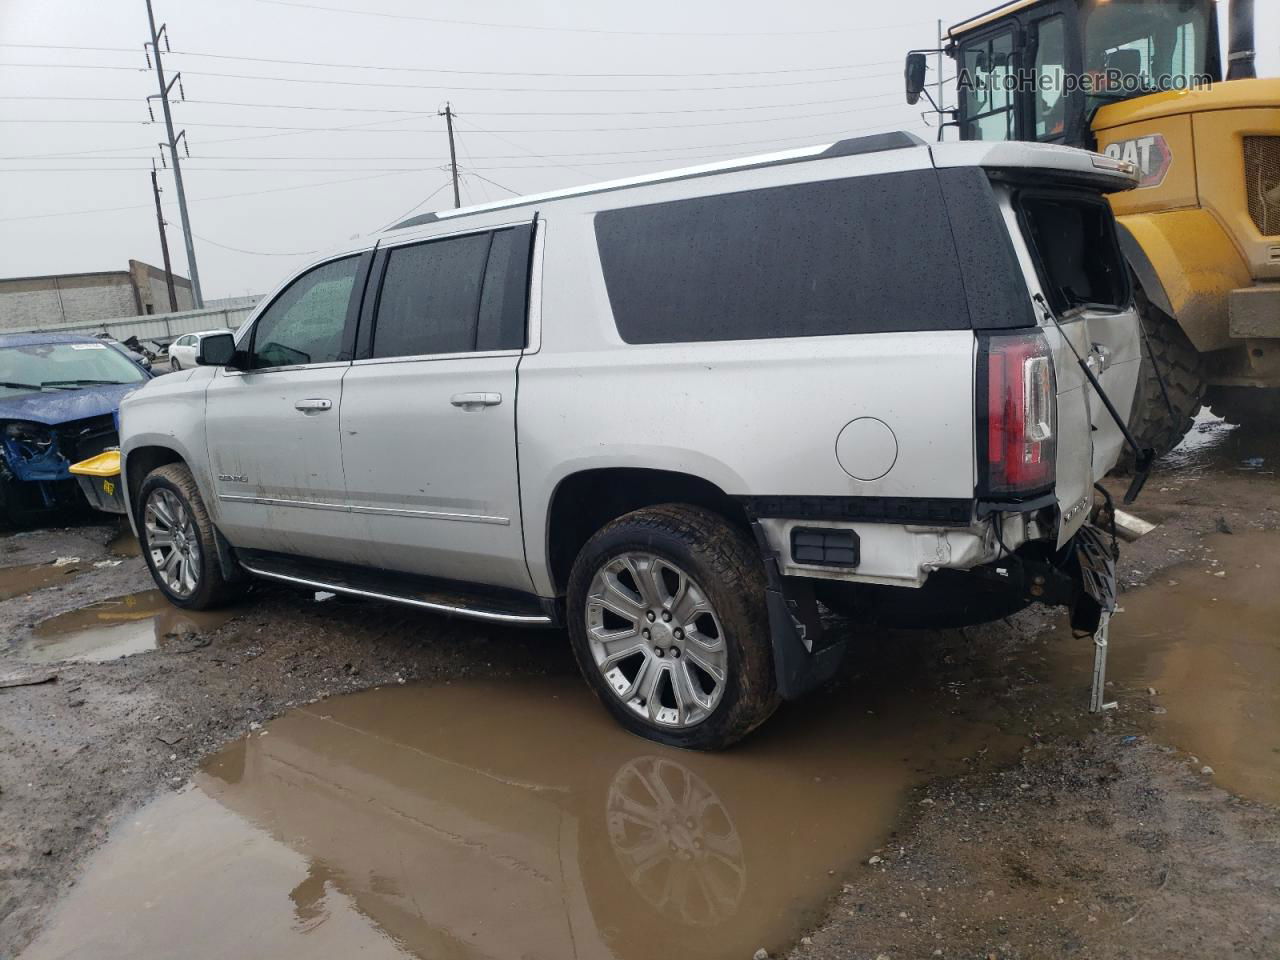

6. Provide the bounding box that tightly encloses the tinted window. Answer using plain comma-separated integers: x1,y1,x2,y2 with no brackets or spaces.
250,256,360,369
594,171,972,344
477,226,533,351
373,233,491,358
1018,193,1129,314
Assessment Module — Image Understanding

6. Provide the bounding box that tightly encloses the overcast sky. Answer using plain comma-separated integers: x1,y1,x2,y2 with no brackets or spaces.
1,1,1276,301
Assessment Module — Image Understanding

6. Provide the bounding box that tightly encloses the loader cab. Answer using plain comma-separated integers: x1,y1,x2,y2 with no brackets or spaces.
942,0,1220,149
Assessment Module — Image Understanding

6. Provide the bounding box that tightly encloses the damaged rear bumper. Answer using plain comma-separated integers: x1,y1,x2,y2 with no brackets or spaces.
755,521,1119,700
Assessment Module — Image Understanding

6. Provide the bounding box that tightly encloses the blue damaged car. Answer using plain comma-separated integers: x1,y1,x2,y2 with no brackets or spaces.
0,332,152,527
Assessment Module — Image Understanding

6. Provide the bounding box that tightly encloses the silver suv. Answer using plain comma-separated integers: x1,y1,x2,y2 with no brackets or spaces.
120,132,1142,749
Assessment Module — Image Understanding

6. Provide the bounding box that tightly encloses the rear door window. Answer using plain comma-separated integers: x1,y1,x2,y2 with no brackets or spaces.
1017,192,1129,314
594,171,971,344
370,225,532,359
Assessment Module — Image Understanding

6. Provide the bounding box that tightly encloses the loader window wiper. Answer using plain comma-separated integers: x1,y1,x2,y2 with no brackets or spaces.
1033,293,1153,504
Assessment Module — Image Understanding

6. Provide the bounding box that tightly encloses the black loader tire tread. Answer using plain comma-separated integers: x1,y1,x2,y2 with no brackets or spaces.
139,462,244,610
1122,296,1204,471
566,503,778,750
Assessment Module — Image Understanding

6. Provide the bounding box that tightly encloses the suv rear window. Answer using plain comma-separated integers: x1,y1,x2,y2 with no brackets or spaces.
1017,192,1129,315
594,171,973,344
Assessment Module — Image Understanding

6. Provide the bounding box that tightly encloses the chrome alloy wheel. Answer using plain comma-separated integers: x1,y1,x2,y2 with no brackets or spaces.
143,487,201,597
585,552,728,728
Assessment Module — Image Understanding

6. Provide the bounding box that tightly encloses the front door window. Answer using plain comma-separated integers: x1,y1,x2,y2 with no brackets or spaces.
959,29,1018,141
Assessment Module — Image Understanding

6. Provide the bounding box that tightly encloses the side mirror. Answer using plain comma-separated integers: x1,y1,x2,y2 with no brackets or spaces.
196,333,239,368
904,52,928,105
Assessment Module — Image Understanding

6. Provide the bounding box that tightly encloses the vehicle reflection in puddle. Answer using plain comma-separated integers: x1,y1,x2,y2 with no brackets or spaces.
1051,530,1280,806
1161,407,1278,475
21,676,1024,960
20,589,233,663
0,561,81,602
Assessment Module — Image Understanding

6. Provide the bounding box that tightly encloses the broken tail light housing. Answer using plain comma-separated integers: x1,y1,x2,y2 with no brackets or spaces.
978,331,1056,497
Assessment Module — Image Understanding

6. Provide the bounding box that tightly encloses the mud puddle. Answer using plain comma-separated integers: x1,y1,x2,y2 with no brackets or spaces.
0,561,82,602
1050,529,1280,805
19,590,233,663
21,675,1025,960
107,525,141,558
1161,407,1278,475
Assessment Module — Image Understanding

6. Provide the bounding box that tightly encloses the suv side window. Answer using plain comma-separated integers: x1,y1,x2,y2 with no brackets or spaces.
249,255,361,369
594,172,970,344
371,225,533,359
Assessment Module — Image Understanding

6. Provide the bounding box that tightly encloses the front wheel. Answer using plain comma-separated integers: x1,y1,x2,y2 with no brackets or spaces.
566,505,778,750
138,463,243,610
170,358,181,372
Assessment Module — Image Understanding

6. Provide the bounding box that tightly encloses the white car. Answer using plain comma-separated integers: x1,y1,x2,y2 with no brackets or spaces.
120,133,1143,749
167,329,234,371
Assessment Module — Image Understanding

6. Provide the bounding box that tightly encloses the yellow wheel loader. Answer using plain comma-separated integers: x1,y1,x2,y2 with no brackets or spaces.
908,0,1278,457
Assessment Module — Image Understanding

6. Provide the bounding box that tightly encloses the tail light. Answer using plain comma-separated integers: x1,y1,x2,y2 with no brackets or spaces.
978,331,1056,496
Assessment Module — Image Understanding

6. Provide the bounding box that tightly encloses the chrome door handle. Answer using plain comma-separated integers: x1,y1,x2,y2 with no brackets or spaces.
294,398,332,411
450,392,502,409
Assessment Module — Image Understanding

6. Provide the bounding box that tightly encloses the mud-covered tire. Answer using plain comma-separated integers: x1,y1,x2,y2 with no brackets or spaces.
137,462,243,610
1206,386,1280,429
566,504,779,750
1119,291,1205,471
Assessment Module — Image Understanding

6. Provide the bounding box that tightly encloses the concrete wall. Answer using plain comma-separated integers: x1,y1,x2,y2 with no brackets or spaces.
128,259,194,315
0,273,139,331
0,261,194,331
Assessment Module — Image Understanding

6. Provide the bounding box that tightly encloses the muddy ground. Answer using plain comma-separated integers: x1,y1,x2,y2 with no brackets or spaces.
2,411,1279,959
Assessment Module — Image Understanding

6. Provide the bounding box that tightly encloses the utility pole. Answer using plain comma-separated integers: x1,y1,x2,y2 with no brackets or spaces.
935,19,945,127
440,102,461,209
144,0,203,308
150,165,179,312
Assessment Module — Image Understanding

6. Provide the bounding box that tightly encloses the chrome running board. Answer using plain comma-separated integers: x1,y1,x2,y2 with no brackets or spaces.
238,553,554,626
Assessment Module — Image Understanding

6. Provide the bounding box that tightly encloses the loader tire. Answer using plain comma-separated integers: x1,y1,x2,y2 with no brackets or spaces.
1119,292,1204,472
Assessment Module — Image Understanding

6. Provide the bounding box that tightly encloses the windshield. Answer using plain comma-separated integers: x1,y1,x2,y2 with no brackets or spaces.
1083,0,1212,108
0,341,147,399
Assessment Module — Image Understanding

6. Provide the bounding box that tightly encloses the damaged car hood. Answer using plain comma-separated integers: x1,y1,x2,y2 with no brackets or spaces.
0,382,139,427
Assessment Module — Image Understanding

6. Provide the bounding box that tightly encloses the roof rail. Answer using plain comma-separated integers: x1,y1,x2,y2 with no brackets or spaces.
389,130,927,232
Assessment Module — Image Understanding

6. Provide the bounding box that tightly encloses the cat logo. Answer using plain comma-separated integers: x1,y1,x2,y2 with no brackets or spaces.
1102,134,1172,189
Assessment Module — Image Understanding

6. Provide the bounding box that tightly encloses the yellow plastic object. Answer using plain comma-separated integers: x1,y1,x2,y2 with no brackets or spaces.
68,450,121,479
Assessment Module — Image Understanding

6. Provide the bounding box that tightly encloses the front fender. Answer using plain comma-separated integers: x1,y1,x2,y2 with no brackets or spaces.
119,370,214,533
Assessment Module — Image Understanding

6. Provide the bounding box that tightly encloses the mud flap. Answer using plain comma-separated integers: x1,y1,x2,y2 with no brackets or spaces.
751,521,847,700
1068,524,1119,713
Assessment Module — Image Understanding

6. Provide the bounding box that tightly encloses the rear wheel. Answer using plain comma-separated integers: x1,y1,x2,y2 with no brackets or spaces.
1122,291,1205,470
566,505,778,750
1206,386,1280,429
138,463,243,610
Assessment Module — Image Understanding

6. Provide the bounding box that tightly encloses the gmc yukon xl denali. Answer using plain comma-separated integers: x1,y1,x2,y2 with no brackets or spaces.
119,132,1142,749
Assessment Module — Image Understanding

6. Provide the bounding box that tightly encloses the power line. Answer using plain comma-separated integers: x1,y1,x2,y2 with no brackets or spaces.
0,169,420,223
165,48,898,78
1,102,904,157
172,66,884,94
372,180,453,232
256,0,925,38
0,89,902,116
194,233,321,256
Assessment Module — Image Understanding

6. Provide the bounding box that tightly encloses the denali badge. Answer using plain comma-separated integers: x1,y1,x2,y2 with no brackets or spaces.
1062,493,1093,525
217,474,248,483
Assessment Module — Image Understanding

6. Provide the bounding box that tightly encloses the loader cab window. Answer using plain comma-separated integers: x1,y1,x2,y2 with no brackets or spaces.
1083,0,1215,112
1033,15,1068,140
958,28,1018,141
